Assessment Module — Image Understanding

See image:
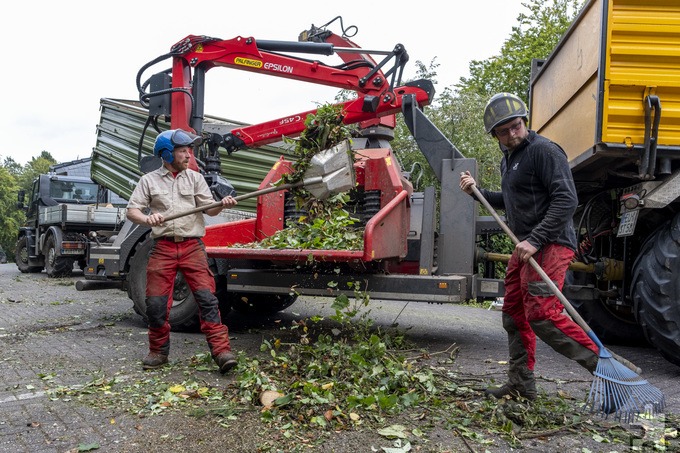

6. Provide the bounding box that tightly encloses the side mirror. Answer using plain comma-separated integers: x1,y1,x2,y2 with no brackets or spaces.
16,189,25,209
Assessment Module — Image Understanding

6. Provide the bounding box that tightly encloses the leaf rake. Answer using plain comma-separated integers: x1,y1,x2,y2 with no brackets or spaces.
585,333,665,423
468,182,666,422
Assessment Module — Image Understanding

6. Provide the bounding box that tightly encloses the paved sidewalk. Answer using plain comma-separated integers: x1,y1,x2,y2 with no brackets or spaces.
0,264,230,452
2,262,678,452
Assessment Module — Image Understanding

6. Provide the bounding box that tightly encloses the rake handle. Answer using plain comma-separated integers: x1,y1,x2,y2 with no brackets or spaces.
161,178,317,222
469,184,642,375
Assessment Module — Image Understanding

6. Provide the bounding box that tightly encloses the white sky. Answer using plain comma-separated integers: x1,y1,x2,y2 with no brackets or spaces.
0,0,528,166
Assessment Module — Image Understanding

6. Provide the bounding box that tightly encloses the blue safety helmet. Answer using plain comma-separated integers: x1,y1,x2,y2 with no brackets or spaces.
153,129,202,163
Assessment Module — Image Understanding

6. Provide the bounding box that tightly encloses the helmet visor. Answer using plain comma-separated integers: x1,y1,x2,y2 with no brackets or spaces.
171,129,201,147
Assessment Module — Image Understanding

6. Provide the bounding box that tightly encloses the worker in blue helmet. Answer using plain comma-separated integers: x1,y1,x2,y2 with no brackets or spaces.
126,129,239,374
460,93,599,402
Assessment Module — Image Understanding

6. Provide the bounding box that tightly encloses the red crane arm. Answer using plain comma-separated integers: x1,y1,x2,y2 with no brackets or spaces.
136,20,431,161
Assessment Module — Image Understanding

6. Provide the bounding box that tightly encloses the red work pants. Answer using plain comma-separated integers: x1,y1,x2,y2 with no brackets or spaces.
502,243,599,372
145,238,231,357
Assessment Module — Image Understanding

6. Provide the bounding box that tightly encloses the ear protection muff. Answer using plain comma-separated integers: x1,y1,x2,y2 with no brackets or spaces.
153,130,176,163
160,148,174,163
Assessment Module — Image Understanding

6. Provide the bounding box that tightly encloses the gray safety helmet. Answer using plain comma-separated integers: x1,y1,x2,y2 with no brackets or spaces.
483,93,528,133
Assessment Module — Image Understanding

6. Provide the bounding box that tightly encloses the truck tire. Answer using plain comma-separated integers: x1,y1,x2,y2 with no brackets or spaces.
44,236,74,278
230,292,297,316
127,237,200,332
631,213,680,367
566,271,646,346
15,236,43,273
211,267,232,324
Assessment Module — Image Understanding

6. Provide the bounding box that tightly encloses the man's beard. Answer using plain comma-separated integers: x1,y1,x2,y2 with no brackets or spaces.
505,135,526,151
170,160,188,172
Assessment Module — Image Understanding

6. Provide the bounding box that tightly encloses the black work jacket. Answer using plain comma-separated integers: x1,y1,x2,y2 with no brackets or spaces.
477,131,578,251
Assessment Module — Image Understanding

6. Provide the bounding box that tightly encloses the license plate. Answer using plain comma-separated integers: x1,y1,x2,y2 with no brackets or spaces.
617,209,639,237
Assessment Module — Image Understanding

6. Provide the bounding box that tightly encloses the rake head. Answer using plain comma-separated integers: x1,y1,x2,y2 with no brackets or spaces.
585,353,665,423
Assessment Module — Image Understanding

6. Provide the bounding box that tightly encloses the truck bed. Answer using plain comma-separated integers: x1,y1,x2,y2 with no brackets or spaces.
91,98,296,212
39,204,127,227
529,0,680,181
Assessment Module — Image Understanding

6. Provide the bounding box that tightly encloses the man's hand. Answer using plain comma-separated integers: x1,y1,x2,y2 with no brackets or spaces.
127,207,164,226
459,171,476,194
205,195,238,216
515,240,538,262
220,195,238,209
146,212,164,226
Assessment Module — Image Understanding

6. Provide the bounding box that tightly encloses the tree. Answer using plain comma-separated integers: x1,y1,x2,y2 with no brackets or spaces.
0,166,24,263
2,156,22,177
390,58,443,192
389,0,582,276
18,151,57,194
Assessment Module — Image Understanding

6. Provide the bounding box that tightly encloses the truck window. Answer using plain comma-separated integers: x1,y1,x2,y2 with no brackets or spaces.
72,182,99,201
50,181,74,200
27,179,40,219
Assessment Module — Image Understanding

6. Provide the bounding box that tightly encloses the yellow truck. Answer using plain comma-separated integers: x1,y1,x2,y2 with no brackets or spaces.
529,0,680,365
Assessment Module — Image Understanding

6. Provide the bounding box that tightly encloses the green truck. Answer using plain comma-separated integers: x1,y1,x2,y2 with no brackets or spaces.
16,174,126,277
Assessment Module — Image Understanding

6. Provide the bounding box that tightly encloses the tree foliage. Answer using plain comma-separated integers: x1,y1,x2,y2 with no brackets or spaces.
0,166,24,262
18,152,57,193
387,0,582,267
394,0,582,192
460,0,582,102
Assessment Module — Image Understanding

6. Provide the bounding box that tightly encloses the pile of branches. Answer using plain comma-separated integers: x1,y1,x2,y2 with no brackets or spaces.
253,104,364,251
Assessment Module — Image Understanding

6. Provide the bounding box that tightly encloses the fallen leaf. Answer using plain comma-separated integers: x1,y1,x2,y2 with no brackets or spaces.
557,390,573,399
381,439,412,452
378,424,408,439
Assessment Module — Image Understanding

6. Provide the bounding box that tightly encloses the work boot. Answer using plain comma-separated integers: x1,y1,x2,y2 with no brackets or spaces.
142,352,168,370
214,351,237,374
485,383,537,401
485,368,537,401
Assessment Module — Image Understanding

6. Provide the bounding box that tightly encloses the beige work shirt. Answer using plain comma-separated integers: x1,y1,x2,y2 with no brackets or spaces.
127,166,215,239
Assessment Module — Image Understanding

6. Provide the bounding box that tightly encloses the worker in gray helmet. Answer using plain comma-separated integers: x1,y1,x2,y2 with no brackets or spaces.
459,93,599,400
